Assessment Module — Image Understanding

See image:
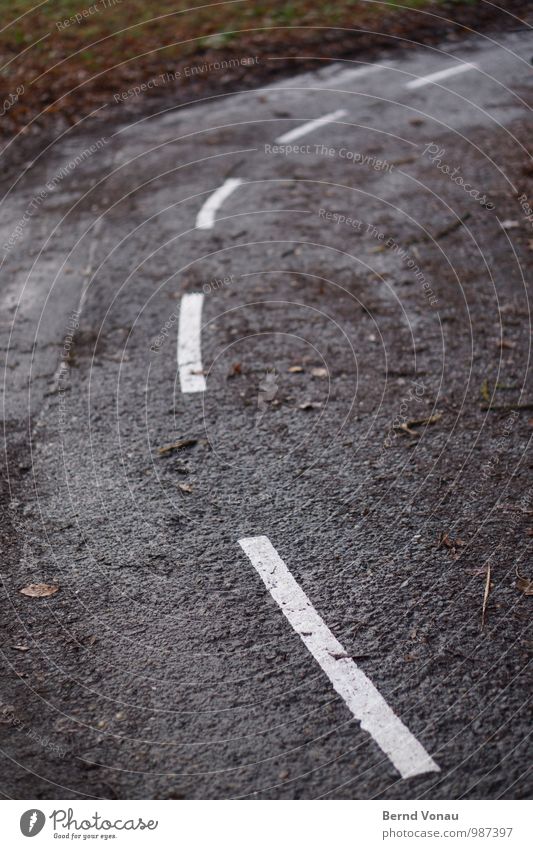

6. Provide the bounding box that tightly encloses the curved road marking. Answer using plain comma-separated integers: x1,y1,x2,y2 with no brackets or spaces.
239,535,440,779
196,177,243,230
178,292,206,393
406,62,477,90
275,109,347,144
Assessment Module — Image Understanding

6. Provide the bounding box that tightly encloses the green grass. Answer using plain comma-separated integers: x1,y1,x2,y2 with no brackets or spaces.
0,0,501,131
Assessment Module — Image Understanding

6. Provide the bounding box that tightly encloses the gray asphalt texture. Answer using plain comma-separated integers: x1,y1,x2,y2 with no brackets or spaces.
1,29,532,800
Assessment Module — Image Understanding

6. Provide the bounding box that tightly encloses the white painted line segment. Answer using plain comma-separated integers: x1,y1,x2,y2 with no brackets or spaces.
275,109,348,144
177,293,206,393
239,535,440,779
406,62,477,90
196,178,243,230
329,64,389,87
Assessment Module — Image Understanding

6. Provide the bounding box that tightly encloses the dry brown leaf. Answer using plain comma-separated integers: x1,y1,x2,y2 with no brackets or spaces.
311,367,328,379
288,366,304,373
516,577,533,595
515,566,533,596
438,531,465,552
438,532,453,549
19,583,59,598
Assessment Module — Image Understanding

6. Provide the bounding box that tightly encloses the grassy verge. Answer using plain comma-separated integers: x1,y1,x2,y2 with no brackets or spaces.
0,1,529,138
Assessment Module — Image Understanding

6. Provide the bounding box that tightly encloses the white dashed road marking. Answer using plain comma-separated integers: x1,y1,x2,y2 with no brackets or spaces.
239,535,440,779
275,109,348,143
406,62,477,89
328,63,390,87
177,293,206,393
196,177,243,230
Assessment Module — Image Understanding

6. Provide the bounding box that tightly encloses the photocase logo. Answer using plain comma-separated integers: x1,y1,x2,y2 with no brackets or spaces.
20,809,46,837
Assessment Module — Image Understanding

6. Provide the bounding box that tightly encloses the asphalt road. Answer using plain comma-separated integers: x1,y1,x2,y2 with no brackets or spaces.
1,29,532,800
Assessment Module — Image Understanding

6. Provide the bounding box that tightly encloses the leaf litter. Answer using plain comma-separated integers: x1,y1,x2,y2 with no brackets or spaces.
515,566,533,596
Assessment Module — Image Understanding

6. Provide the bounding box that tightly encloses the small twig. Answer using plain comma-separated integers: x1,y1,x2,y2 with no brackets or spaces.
481,562,491,629
480,403,533,411
434,212,471,240
158,438,198,455
393,413,442,437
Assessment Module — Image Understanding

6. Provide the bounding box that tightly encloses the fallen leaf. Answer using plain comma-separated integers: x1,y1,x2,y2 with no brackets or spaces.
158,438,198,455
19,584,59,598
178,483,193,493
288,365,304,373
228,362,242,378
516,577,533,595
437,531,466,552
516,566,533,596
497,338,516,349
311,367,328,379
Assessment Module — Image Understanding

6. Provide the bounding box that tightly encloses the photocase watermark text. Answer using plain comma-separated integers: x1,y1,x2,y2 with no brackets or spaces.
0,84,24,117
56,0,122,30
422,143,494,210
114,58,259,102
2,137,108,254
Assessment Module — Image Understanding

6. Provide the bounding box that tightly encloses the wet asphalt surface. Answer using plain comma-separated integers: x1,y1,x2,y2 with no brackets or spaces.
0,30,532,800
